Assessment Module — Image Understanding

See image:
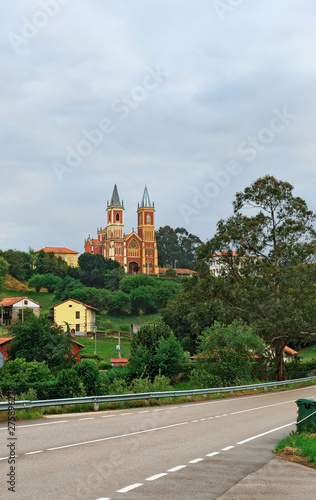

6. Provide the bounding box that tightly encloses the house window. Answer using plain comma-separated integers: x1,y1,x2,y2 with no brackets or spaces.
69,304,73,308
76,311,80,319
24,300,28,305
116,213,120,221
76,324,80,332
147,214,151,223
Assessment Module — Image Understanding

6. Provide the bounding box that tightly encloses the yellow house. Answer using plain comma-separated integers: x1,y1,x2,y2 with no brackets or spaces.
49,299,98,336
34,247,79,267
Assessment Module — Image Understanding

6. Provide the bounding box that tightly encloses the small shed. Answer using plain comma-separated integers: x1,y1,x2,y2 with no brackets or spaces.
110,358,129,367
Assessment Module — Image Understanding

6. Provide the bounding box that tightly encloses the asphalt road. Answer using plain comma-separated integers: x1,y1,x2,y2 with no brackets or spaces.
0,385,316,500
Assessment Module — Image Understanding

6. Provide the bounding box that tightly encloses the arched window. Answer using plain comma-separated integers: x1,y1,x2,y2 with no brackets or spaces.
116,213,120,222
146,214,151,224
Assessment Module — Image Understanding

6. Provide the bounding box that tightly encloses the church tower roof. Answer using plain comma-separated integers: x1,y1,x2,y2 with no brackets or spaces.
110,184,122,206
140,185,152,207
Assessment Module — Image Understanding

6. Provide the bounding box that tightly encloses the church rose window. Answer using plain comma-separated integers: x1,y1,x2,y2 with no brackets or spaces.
129,239,138,249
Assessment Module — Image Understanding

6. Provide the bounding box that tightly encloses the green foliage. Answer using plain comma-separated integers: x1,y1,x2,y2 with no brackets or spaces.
28,274,44,292
18,307,35,322
34,250,68,277
197,175,316,381
75,360,100,396
54,276,83,301
131,322,173,353
276,432,316,466
7,315,76,371
129,322,184,380
162,274,220,353
130,286,157,314
78,253,122,288
107,290,130,315
0,256,9,291
190,321,265,387
0,249,33,281
0,358,54,384
70,287,111,311
156,226,202,269
56,368,86,398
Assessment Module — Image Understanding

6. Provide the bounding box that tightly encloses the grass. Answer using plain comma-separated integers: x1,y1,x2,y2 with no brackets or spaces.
79,335,131,361
298,345,316,362
96,312,161,332
275,432,316,467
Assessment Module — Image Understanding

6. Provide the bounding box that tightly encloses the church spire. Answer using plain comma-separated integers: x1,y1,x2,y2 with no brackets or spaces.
110,184,122,206
140,185,152,207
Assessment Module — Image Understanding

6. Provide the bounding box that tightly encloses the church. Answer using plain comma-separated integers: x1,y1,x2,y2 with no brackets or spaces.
84,185,159,275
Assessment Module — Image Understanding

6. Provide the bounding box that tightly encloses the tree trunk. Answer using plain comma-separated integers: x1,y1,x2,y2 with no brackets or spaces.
275,341,286,381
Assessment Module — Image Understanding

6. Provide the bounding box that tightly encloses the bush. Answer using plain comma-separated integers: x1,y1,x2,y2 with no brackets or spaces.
56,368,86,398
75,360,100,396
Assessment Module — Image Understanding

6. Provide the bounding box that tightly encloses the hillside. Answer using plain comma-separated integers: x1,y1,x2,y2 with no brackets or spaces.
4,275,29,291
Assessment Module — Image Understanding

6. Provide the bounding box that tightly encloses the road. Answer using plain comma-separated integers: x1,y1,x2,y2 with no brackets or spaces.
0,385,315,499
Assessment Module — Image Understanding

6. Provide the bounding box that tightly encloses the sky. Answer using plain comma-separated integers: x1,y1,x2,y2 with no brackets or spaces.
1,0,316,253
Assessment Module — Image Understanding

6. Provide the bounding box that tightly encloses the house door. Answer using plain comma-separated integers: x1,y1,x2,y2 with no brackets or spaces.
0,351,4,368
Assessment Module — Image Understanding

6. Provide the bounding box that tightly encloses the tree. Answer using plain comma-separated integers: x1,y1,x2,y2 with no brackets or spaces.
34,250,68,277
0,249,33,281
7,315,76,371
75,360,100,396
190,321,265,387
78,253,121,288
0,256,9,291
28,274,44,292
128,322,184,380
197,175,316,380
107,290,130,315
156,226,202,269
0,358,54,384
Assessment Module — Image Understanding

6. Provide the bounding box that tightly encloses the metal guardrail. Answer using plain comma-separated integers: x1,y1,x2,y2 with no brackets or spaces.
1,376,315,411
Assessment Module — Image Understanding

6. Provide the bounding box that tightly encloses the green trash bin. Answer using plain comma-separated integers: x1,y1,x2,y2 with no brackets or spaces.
296,398,316,432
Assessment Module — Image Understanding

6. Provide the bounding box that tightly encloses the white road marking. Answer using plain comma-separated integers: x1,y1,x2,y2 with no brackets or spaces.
192,420,199,422
206,452,220,457
117,483,143,493
0,457,9,461
222,446,234,451
215,415,220,418
207,417,214,420
79,417,94,421
154,408,164,411
15,421,68,429
200,418,206,421
237,422,295,445
146,473,168,481
189,458,204,463
120,413,133,416
138,410,150,413
230,400,295,416
46,421,188,451
96,497,110,500
101,415,115,418
168,465,187,472
222,414,228,417
25,450,44,455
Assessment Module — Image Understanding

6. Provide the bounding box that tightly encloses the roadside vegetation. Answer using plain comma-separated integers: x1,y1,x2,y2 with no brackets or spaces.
275,432,316,468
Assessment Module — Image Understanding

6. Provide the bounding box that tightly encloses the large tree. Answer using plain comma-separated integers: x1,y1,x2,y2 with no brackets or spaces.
197,175,316,380
0,256,9,291
156,226,202,269
0,249,33,281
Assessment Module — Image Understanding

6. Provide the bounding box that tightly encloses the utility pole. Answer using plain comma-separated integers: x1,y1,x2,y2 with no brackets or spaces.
1,304,3,336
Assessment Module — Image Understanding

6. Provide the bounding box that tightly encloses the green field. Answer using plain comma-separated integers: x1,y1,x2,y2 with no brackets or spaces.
298,345,316,362
78,335,131,361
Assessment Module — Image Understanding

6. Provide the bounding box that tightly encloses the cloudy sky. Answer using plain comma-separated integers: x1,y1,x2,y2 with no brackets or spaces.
1,0,316,253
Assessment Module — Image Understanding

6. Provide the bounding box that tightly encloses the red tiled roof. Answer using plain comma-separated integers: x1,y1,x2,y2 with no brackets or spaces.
71,339,85,348
110,358,129,362
49,298,99,312
0,337,13,346
0,297,41,307
283,346,298,356
159,268,197,275
35,247,78,254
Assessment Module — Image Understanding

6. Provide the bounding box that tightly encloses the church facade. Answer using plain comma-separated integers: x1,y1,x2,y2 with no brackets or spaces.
84,185,159,275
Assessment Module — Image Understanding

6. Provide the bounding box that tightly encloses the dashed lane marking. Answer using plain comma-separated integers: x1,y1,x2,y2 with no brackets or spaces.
222,446,234,451
206,451,220,457
25,451,43,455
117,483,143,493
168,465,187,472
146,473,168,481
189,458,204,463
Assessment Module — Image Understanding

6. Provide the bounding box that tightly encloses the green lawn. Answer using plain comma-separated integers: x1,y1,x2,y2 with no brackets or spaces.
298,345,316,362
96,312,161,332
79,335,131,362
